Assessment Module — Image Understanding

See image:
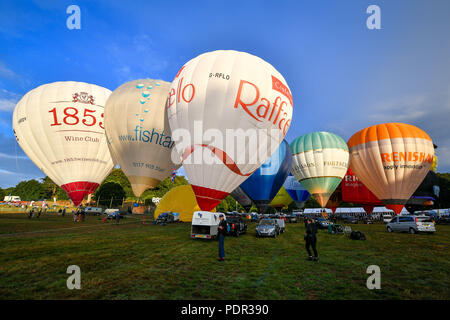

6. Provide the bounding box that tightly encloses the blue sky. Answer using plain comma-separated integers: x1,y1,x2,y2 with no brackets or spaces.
0,0,449,188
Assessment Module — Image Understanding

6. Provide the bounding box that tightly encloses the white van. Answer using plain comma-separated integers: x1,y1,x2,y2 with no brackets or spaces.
84,207,103,215
191,211,224,240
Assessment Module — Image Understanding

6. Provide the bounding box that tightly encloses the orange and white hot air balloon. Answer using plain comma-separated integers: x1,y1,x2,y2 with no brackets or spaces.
168,50,293,211
348,123,434,214
13,81,114,206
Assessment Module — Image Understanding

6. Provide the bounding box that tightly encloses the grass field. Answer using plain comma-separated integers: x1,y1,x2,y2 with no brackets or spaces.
0,212,449,300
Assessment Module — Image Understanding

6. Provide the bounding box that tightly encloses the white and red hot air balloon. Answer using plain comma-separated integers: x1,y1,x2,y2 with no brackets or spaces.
13,81,114,206
167,50,293,211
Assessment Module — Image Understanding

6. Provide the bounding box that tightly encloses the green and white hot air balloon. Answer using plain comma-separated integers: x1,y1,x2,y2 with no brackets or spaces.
290,132,349,207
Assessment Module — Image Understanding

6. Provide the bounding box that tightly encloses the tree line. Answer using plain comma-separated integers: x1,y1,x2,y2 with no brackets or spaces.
1,170,449,211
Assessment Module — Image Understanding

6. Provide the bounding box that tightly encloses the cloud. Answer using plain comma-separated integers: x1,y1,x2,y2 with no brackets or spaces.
0,168,14,175
0,63,16,79
0,134,44,188
0,89,20,112
0,152,28,160
353,89,450,172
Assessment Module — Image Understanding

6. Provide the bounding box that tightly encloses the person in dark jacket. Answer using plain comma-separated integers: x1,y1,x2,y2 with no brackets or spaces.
218,214,227,262
305,218,319,261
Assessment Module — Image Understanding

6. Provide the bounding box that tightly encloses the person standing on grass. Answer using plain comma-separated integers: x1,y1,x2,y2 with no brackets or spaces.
115,211,120,224
305,218,319,261
62,207,66,217
218,214,227,262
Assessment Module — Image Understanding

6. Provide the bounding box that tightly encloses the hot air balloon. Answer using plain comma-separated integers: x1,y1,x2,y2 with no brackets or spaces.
239,140,293,213
341,168,382,214
270,187,293,210
405,170,440,213
104,79,178,197
348,123,434,214
153,185,216,222
326,184,342,214
229,187,253,212
430,154,438,172
168,50,293,211
13,81,114,206
291,132,349,207
283,173,310,209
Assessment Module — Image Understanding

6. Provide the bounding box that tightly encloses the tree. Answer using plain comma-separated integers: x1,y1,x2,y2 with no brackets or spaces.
141,175,189,200
437,173,450,208
102,168,133,198
216,196,245,212
94,182,126,207
13,179,46,201
0,188,5,201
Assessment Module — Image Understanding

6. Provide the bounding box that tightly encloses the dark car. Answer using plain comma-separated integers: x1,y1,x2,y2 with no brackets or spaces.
225,215,247,237
155,212,175,224
256,219,280,238
315,217,331,229
106,211,124,220
341,216,358,224
436,216,450,225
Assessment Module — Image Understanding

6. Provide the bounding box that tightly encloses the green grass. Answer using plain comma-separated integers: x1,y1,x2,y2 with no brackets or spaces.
0,212,449,299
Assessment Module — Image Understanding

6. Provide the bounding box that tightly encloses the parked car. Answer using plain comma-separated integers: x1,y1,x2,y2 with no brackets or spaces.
105,209,124,220
225,215,247,237
191,211,222,240
386,215,436,234
436,216,450,225
315,217,331,229
256,219,280,238
341,216,358,224
275,218,285,233
285,214,298,223
155,211,175,224
84,207,103,216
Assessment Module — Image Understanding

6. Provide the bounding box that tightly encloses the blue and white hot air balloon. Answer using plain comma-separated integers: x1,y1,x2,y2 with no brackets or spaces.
283,173,311,209
240,140,293,213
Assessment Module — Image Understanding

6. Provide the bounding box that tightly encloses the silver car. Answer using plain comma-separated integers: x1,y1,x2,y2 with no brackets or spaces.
256,219,280,238
386,215,436,234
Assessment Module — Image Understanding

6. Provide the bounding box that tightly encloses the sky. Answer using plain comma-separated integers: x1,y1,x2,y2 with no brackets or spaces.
0,0,449,188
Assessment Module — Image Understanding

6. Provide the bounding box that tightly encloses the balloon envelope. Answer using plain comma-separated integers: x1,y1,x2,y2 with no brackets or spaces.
348,123,434,214
229,187,253,212
406,171,439,212
291,132,349,207
13,81,114,206
326,184,342,213
154,185,216,222
341,168,382,208
240,140,293,213
168,50,293,211
283,173,310,209
270,187,293,209
105,79,177,197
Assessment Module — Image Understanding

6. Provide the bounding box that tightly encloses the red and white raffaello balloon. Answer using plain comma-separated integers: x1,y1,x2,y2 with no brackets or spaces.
167,50,293,211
